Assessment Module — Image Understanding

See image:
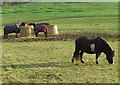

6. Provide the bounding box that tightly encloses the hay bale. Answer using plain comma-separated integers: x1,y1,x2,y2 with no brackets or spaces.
29,25,35,37
20,26,28,37
20,25,35,37
47,24,58,35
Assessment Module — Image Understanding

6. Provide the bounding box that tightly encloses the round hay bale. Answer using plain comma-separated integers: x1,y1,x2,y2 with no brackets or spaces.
47,24,58,35
20,26,28,37
20,25,35,38
28,25,35,37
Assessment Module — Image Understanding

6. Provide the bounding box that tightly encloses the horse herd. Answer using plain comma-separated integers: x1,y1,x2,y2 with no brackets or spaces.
3,23,115,65
3,22,50,39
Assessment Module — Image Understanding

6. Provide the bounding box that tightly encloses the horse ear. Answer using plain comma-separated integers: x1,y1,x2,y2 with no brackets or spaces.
113,50,115,53
112,50,115,57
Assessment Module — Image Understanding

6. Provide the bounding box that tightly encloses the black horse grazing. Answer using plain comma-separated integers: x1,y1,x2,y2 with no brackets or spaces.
4,24,20,39
72,36,115,64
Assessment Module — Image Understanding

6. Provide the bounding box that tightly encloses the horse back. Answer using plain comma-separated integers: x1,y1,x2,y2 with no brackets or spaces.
35,25,48,32
4,25,20,33
75,36,104,53
37,23,50,25
75,36,88,46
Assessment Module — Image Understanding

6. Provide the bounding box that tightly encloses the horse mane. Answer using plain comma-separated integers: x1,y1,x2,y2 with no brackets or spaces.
96,37,112,53
96,37,107,44
15,23,21,28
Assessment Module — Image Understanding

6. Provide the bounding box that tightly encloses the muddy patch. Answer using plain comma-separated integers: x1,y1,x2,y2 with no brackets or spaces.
2,32,119,42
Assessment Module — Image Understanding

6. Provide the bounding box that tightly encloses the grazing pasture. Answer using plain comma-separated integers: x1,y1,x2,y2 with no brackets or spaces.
2,40,118,83
2,2,118,25
1,2,119,83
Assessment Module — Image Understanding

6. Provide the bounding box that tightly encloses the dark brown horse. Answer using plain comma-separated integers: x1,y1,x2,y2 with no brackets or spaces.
34,24,48,37
72,36,115,64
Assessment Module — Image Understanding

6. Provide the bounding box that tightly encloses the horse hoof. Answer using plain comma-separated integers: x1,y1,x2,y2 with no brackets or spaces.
96,63,99,64
72,60,74,63
96,61,99,64
81,60,84,63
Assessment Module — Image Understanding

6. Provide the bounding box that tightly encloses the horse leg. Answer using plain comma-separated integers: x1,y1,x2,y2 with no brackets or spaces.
44,32,47,37
96,53,101,64
35,32,38,37
4,33,8,39
16,33,18,38
80,51,84,63
72,51,79,63
4,33,6,39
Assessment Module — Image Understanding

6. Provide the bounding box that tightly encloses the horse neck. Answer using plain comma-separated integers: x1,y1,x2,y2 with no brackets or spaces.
15,23,21,28
34,24,37,27
14,24,18,28
102,43,112,56
97,37,112,56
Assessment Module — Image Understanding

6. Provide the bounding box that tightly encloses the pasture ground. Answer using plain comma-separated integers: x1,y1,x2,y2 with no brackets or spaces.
2,40,118,83
1,2,119,83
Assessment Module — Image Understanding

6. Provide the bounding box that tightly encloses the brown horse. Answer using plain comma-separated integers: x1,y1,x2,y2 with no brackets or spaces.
34,24,48,37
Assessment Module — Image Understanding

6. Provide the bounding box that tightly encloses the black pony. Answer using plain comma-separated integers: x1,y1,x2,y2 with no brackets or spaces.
3,22,28,39
4,24,20,39
72,36,115,64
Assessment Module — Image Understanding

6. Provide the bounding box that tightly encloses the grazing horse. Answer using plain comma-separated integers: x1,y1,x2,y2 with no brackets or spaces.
72,36,115,64
4,24,20,39
34,24,48,37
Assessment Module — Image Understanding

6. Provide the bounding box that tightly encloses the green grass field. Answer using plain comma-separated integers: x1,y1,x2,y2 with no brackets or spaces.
2,2,119,83
2,2,118,25
2,40,118,83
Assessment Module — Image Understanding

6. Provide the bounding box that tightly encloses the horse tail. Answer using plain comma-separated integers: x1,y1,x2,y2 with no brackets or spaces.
46,28,48,32
3,26,7,31
44,25,48,32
